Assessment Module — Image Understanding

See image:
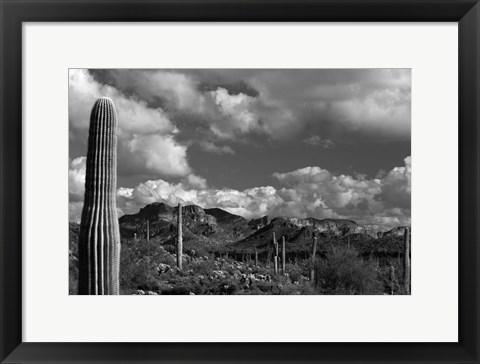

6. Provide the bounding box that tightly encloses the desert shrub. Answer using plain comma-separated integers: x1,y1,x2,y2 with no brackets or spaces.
188,258,215,276
250,280,275,294
205,278,241,295
163,277,206,295
278,280,315,295
120,238,175,294
287,268,303,284
69,264,78,295
314,246,383,295
69,249,79,294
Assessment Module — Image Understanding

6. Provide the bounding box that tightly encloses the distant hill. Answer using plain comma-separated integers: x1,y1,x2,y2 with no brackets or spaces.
378,226,409,238
118,202,255,252
232,216,379,251
71,202,410,258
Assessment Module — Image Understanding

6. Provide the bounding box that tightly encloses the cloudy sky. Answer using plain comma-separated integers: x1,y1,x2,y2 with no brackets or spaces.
69,69,411,230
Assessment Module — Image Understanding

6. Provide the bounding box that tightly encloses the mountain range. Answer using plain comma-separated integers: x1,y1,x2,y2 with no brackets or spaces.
115,202,409,254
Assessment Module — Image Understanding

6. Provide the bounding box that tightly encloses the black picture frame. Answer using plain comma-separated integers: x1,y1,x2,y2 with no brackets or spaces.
1,0,479,363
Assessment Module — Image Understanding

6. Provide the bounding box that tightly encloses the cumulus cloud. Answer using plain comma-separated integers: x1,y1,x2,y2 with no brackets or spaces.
250,68,411,140
69,69,175,135
271,157,411,228
302,135,335,148
68,156,412,230
207,88,260,139
183,174,208,189
115,181,284,221
69,69,411,229
378,156,411,208
198,141,235,155
89,69,410,145
69,69,190,180
68,157,86,202
127,134,191,176
98,69,207,113
68,157,86,222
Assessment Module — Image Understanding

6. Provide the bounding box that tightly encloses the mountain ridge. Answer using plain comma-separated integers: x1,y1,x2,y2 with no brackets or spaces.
115,202,409,252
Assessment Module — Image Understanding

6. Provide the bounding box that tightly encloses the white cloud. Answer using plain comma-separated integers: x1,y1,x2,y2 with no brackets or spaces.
69,69,175,135
127,134,191,176
302,135,335,148
198,141,235,155
68,157,86,202
80,69,411,147
68,157,87,222
105,157,411,230
69,69,190,179
271,158,411,227
183,174,207,189
208,88,260,139
108,70,208,113
329,89,411,136
379,156,411,208
69,69,411,229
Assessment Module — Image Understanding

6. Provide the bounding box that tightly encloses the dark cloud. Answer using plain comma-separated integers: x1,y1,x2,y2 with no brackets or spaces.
69,69,411,228
198,81,259,97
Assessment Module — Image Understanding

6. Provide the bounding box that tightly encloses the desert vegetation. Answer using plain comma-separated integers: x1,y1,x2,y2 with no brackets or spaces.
70,218,411,295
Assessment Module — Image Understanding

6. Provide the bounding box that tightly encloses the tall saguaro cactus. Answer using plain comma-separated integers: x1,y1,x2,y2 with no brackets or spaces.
310,237,317,282
177,203,183,269
403,227,411,294
78,97,120,295
281,236,286,275
273,232,279,275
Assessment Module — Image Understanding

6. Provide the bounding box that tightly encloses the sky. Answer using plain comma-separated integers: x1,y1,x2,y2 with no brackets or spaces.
69,69,411,230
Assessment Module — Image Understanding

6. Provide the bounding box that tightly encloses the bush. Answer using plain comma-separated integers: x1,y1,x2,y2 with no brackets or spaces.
120,238,176,294
314,246,383,295
189,258,215,276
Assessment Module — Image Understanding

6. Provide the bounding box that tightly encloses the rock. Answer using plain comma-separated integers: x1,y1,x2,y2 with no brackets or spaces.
157,263,171,275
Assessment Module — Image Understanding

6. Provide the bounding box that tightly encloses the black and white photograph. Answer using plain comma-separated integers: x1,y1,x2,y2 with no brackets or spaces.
68,69,411,295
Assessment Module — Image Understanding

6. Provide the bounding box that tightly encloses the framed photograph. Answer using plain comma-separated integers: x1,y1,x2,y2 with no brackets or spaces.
1,0,479,363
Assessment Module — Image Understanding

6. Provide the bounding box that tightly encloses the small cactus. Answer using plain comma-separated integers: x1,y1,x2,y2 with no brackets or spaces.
390,265,396,295
78,97,120,295
177,203,183,269
146,220,150,243
273,233,279,275
310,237,318,282
403,227,411,294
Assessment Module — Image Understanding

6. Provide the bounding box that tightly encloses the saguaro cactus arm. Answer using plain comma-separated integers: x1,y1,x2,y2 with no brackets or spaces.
78,97,120,295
